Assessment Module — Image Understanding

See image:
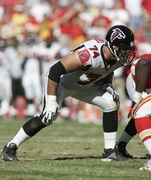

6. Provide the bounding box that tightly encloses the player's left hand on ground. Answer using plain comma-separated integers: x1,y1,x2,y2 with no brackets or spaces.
103,83,120,106
42,95,59,125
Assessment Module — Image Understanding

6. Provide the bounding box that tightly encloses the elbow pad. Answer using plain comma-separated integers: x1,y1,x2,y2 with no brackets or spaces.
48,61,67,83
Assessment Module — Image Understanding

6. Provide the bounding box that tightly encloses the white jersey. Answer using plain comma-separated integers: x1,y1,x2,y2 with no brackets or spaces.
29,42,62,77
0,51,9,77
4,47,23,79
60,39,121,90
43,40,121,113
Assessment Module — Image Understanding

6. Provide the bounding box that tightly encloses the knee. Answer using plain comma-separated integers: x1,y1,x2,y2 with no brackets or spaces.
104,98,119,112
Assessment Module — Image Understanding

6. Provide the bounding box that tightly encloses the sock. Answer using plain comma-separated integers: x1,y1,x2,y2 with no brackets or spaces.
103,111,118,149
117,118,137,145
23,116,46,137
7,127,30,148
103,111,118,132
125,118,137,136
7,116,46,148
116,131,133,145
104,132,117,149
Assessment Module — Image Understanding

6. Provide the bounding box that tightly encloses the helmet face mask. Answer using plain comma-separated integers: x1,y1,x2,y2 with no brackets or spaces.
105,25,136,66
114,45,136,66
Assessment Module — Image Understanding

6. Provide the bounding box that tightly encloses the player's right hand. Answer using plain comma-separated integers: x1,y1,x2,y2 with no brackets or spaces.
42,108,58,125
41,95,59,125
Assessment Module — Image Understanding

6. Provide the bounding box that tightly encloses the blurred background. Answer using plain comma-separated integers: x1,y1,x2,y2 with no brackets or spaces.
0,0,151,124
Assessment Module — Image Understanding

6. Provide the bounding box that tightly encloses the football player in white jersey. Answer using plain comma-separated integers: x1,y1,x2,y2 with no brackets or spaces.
116,54,151,171
0,51,12,116
2,25,136,162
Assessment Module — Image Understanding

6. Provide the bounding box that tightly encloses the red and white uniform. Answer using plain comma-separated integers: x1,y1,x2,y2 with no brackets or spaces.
126,54,151,119
43,39,122,113
127,56,151,164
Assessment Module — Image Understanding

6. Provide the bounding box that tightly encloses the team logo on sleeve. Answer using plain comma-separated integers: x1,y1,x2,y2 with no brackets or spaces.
78,49,90,64
79,51,85,59
110,28,126,42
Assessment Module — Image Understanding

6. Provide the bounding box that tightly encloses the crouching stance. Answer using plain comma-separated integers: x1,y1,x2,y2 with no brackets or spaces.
116,54,151,171
2,25,135,162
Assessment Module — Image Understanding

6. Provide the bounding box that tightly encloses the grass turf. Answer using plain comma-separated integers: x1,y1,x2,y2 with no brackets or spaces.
0,118,150,180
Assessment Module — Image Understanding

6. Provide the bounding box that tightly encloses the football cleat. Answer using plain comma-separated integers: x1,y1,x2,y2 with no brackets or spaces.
101,147,128,162
116,141,133,159
139,159,151,171
2,143,19,161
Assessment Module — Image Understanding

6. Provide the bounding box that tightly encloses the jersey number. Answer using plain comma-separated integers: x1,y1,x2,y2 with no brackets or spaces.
89,45,100,58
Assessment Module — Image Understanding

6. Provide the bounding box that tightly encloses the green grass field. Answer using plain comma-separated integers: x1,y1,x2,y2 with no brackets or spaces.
0,118,151,180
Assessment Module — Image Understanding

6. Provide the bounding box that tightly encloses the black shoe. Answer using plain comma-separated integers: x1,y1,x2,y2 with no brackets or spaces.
2,143,19,161
116,142,133,159
101,147,128,162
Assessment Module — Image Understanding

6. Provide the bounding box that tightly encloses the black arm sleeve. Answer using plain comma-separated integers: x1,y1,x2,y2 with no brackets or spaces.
48,61,67,83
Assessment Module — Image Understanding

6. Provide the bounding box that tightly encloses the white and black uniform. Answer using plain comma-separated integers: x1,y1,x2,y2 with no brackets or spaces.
43,39,121,112
5,37,127,153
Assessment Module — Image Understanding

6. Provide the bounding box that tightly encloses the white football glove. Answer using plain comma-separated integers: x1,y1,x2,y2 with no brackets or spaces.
42,95,59,125
102,83,120,107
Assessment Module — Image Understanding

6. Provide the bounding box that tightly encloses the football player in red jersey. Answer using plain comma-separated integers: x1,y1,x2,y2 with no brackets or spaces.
2,25,136,162
116,54,151,171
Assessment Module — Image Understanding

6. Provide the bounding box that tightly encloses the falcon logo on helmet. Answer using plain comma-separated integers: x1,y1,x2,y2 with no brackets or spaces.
110,28,126,42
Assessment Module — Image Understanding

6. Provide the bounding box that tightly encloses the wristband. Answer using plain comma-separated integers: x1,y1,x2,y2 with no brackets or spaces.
45,95,58,112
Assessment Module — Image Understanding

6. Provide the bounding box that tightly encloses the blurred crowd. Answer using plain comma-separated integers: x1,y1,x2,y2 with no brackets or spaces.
0,0,151,123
